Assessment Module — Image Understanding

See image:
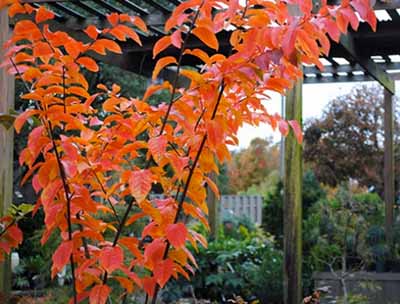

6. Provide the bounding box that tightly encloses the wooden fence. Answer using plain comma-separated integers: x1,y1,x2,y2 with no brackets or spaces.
150,194,263,225
219,195,263,225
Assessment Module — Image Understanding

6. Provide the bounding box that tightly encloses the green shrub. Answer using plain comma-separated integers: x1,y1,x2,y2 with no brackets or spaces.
162,218,283,303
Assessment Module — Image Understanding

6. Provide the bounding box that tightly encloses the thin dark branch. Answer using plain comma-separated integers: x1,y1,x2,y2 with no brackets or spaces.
151,82,225,303
103,3,205,287
158,3,203,136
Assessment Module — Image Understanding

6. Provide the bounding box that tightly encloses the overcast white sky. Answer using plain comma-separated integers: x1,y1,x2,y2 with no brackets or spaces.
235,81,398,149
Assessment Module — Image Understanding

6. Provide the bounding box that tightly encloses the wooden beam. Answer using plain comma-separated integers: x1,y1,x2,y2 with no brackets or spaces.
0,10,14,302
283,77,303,304
206,172,218,240
384,88,395,251
339,34,395,94
328,0,400,10
303,62,400,75
303,73,373,84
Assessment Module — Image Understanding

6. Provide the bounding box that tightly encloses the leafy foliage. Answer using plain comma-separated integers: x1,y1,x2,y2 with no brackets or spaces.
228,138,280,193
162,221,283,304
304,85,400,195
305,185,387,272
261,170,326,246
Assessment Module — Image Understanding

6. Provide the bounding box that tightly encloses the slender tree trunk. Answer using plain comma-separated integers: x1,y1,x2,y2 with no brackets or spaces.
206,172,218,240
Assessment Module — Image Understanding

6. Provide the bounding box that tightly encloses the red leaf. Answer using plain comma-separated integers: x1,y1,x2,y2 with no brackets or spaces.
89,284,111,304
41,179,62,206
99,246,124,273
282,25,297,59
288,120,303,143
323,19,341,42
14,109,39,133
129,169,153,203
278,120,289,137
7,225,23,246
142,276,156,297
51,240,73,278
144,239,166,269
166,223,187,248
171,30,182,49
148,136,167,163
341,7,359,31
153,259,174,288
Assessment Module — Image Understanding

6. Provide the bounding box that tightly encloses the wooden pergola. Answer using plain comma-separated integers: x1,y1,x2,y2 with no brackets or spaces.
0,1,399,304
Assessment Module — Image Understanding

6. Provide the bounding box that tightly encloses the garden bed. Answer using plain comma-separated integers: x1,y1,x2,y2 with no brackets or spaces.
314,271,400,303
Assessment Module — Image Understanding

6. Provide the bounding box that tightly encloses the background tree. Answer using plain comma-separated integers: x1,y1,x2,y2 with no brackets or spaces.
228,137,280,193
304,85,400,196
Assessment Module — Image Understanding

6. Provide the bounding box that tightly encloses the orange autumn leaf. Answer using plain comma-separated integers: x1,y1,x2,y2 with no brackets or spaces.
90,39,122,55
85,25,100,40
153,35,171,58
77,57,99,72
35,5,54,23
152,56,177,80
51,240,73,278
14,109,40,133
129,169,153,203
192,26,219,50
99,246,124,273
153,258,174,288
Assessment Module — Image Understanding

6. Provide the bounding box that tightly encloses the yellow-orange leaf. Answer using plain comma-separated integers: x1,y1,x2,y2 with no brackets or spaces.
114,276,134,293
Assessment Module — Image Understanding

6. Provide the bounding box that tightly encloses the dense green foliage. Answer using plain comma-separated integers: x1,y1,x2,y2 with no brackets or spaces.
162,220,283,303
261,170,326,247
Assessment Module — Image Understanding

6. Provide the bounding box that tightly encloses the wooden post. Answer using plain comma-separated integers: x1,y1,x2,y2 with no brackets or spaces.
283,78,303,304
384,88,395,250
0,9,14,300
206,172,218,240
